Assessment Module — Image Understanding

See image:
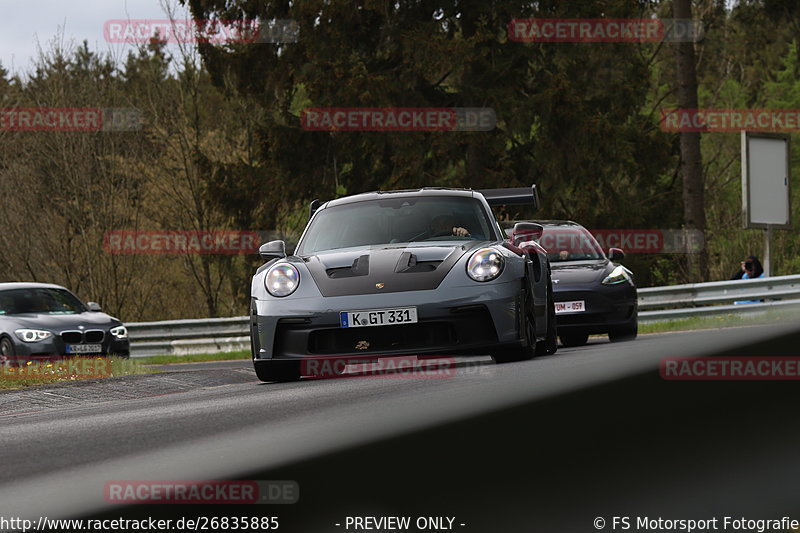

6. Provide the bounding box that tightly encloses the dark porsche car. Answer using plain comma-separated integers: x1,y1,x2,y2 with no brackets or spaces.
533,221,638,347
250,186,558,382
0,282,130,363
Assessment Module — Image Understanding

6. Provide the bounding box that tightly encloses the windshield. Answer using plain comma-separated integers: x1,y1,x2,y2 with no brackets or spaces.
297,196,496,255
539,226,605,262
0,288,87,315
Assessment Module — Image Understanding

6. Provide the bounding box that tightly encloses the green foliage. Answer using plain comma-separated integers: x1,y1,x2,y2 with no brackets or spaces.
183,0,674,228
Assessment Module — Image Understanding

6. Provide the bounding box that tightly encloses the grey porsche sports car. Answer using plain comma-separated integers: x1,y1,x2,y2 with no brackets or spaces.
0,282,130,363
250,186,558,382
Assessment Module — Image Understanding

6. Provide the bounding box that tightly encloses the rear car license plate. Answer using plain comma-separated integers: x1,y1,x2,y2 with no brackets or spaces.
340,307,418,328
555,301,586,314
67,344,103,354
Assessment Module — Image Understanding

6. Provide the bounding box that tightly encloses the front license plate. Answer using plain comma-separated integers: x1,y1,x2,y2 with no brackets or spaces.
340,307,418,328
67,344,103,354
555,301,586,314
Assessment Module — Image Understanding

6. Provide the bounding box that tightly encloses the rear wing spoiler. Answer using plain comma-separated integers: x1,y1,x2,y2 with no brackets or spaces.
310,184,540,219
476,184,540,210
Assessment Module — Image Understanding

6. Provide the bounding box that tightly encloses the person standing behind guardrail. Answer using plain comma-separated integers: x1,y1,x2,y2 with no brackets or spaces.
732,255,765,304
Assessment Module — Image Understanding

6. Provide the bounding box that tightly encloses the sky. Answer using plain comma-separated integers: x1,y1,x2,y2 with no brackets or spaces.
0,0,189,76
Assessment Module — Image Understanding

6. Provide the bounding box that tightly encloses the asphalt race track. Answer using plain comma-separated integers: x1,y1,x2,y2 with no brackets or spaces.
2,324,800,531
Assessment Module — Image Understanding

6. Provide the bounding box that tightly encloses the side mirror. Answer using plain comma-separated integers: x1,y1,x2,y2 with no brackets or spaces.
609,248,625,262
511,222,544,247
259,240,287,261
87,302,102,312
309,199,321,220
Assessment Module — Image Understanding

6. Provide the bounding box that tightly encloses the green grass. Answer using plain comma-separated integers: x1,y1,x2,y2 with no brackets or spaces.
640,308,800,335
0,356,157,390
136,350,250,365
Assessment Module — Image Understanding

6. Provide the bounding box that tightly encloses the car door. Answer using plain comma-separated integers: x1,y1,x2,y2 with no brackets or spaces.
523,244,549,337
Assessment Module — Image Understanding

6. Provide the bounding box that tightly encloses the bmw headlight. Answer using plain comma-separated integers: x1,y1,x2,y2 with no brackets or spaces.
265,263,300,297
466,248,505,282
14,329,53,343
602,265,633,285
110,325,128,340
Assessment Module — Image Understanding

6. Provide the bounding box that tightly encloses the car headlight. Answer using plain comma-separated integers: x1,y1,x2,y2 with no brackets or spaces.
14,329,53,343
265,263,300,297
110,325,128,340
466,248,505,282
602,265,633,285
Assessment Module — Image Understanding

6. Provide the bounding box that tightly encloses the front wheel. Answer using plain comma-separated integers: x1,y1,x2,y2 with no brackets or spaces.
0,336,15,365
254,360,301,382
609,322,638,342
493,315,536,364
559,332,589,347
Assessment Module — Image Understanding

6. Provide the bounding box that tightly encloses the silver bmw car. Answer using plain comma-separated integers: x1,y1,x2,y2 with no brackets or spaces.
250,186,557,382
0,282,130,363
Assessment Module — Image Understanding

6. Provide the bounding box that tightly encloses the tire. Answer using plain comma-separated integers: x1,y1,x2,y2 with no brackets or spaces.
254,360,301,382
535,280,558,356
497,261,558,363
0,336,15,364
609,322,638,343
559,332,589,347
493,314,536,364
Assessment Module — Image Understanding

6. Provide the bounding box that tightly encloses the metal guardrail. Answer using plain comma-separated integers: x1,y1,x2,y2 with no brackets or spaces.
128,316,249,357
128,274,800,357
638,273,800,322
638,274,800,309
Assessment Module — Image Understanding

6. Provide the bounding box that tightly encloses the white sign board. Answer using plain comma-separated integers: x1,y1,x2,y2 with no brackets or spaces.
741,132,791,229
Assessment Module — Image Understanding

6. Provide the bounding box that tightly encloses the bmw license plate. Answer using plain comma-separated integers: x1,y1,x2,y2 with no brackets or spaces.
555,300,586,314
67,344,103,354
340,307,418,328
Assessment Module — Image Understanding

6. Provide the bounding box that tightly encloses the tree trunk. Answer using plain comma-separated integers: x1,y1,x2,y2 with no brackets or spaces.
674,0,709,282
